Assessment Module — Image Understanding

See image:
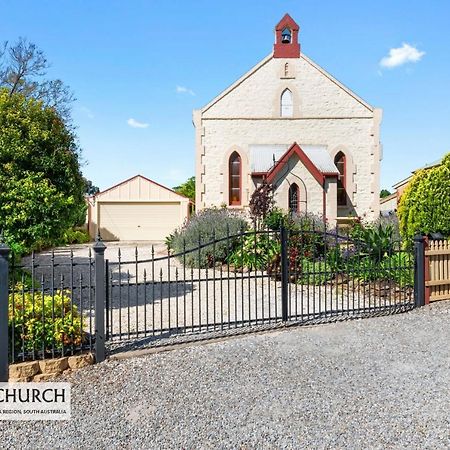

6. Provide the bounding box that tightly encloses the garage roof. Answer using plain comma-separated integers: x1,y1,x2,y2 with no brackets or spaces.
94,175,190,202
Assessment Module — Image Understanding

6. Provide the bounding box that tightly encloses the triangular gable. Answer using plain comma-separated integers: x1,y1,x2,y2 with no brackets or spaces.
275,13,300,31
266,143,338,186
200,52,374,116
301,54,373,112
95,174,190,201
201,54,273,114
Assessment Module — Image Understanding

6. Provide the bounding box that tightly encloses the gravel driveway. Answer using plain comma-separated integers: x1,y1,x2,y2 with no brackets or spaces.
3,301,450,449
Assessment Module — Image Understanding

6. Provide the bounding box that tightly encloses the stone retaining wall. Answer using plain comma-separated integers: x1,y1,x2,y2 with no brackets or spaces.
9,353,95,382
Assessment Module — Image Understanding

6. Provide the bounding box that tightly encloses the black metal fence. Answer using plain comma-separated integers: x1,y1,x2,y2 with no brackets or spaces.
104,228,417,350
0,228,426,379
6,248,96,364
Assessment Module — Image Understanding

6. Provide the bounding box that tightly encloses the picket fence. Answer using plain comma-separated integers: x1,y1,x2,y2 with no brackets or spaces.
425,239,450,302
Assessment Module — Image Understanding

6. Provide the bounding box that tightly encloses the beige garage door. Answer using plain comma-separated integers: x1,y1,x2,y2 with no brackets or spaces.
98,202,182,241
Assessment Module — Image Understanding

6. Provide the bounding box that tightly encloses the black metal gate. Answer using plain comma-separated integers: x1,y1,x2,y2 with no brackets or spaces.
104,228,416,351
2,228,425,375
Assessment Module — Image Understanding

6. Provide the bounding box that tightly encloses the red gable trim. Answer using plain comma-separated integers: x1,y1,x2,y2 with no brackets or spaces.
94,174,190,201
275,13,299,31
251,172,268,177
265,143,337,186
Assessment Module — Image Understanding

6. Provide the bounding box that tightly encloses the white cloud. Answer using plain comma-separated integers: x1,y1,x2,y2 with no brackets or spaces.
176,85,195,96
380,43,425,68
79,106,94,119
127,118,149,129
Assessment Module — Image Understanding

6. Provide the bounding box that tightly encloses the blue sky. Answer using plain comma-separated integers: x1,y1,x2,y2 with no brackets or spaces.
1,0,449,192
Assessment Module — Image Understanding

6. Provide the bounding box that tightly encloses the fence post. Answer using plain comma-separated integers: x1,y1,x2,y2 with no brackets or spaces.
0,237,10,382
280,226,289,321
105,259,109,341
93,235,106,363
423,236,430,305
414,234,426,308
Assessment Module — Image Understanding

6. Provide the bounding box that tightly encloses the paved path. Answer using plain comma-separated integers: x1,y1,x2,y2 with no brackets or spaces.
3,301,450,449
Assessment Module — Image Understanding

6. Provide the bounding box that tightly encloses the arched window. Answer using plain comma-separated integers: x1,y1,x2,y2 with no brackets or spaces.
280,89,293,117
229,152,241,206
334,152,347,206
288,183,300,213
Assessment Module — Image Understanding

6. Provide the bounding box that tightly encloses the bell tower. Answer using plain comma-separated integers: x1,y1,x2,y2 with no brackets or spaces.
273,13,300,58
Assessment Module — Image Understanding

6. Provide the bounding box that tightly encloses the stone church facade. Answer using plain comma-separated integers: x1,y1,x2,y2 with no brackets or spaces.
193,14,382,226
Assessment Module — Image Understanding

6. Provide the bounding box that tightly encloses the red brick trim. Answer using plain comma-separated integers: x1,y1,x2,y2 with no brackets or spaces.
273,13,300,58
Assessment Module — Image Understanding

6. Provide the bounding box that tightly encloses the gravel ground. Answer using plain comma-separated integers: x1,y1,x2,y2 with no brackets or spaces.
3,301,450,449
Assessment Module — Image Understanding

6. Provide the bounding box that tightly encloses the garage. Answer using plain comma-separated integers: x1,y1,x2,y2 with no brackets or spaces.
87,175,190,241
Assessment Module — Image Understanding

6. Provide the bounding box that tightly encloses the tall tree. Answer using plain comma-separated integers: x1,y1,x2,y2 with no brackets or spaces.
173,176,195,202
83,178,100,196
0,89,86,255
0,38,74,123
380,189,392,199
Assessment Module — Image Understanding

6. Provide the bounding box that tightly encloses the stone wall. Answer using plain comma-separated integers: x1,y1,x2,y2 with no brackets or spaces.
195,53,382,222
8,353,94,382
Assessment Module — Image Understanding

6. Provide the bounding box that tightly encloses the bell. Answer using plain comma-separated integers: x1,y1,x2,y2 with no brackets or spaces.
281,28,291,43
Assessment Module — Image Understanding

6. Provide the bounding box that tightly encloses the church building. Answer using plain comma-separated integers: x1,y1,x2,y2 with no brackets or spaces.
193,14,382,226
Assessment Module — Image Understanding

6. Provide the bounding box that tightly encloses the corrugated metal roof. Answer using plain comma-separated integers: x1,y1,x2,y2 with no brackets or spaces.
249,144,339,174
250,145,289,173
302,145,339,174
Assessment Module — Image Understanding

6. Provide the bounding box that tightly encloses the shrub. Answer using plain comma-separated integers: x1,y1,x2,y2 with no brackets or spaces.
228,232,280,270
325,246,344,272
348,218,398,262
398,153,450,240
291,211,327,233
9,286,84,357
342,251,413,286
380,252,414,286
297,259,333,285
59,228,91,245
165,232,176,252
263,207,288,231
249,182,275,228
358,224,395,262
290,230,328,262
169,208,248,268
373,214,401,242
297,246,413,287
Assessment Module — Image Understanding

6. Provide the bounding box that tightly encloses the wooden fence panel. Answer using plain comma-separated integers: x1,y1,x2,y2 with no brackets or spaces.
425,240,450,302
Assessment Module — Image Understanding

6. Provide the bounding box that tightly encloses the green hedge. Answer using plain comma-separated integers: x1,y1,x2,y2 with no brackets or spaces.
398,153,450,240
